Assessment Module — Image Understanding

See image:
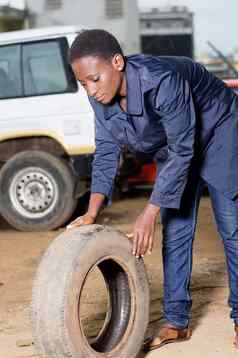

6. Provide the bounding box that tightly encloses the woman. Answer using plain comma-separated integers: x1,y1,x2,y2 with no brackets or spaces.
68,29,238,350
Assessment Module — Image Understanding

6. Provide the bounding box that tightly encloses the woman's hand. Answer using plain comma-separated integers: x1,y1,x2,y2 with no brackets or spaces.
66,213,96,229
131,204,160,257
66,193,105,229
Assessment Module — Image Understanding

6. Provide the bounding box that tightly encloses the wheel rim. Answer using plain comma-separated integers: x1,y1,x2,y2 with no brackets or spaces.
9,167,59,219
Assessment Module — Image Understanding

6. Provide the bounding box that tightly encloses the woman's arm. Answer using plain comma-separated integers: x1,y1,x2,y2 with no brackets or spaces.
67,115,121,229
150,71,196,209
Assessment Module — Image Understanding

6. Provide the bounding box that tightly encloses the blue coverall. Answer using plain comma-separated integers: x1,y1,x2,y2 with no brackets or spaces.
88,54,238,328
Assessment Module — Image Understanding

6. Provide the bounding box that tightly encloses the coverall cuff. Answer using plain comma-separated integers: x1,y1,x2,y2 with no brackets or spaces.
149,192,182,209
90,184,113,205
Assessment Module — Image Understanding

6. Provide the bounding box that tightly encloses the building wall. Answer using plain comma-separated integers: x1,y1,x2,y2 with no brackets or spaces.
140,6,194,58
25,0,140,54
0,6,25,32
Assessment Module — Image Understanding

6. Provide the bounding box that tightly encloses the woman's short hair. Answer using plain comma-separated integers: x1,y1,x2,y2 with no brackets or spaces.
69,29,124,63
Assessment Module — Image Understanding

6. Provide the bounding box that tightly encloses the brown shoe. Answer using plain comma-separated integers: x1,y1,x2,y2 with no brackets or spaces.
143,324,191,351
234,325,238,349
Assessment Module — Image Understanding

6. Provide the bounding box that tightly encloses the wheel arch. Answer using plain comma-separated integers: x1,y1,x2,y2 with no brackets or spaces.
0,135,68,162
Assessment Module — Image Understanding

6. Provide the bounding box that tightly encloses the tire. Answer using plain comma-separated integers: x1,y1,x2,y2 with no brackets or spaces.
0,150,77,231
31,225,150,358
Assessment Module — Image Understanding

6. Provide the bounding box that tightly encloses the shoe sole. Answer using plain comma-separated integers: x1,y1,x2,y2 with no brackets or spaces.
144,329,191,352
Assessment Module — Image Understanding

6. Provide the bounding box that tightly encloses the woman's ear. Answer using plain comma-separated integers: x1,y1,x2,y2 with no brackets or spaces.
112,54,125,71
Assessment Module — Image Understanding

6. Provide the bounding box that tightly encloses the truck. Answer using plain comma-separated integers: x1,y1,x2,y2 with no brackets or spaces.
140,6,194,58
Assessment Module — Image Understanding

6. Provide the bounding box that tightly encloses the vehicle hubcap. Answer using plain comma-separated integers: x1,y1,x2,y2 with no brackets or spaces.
10,167,59,219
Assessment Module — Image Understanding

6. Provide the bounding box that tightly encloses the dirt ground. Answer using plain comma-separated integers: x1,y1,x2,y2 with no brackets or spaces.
0,189,237,358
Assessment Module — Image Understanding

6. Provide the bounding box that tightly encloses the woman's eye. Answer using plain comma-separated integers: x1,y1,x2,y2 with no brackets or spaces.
93,77,100,82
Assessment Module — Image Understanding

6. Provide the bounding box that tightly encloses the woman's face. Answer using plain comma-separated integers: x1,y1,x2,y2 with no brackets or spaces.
71,54,125,105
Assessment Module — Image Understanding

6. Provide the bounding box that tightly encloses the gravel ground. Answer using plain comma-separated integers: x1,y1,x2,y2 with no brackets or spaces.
0,190,237,358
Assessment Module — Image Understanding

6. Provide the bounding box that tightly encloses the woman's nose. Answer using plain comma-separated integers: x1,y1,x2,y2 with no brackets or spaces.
87,83,98,97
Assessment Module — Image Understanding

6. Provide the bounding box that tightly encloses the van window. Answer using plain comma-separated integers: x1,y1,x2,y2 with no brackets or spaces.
23,40,70,96
0,45,22,98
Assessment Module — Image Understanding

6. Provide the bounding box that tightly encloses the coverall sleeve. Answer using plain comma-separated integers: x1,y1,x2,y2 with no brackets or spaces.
90,116,121,204
149,71,196,209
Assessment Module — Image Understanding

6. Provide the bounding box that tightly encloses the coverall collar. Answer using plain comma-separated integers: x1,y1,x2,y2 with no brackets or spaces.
125,61,143,116
103,60,143,120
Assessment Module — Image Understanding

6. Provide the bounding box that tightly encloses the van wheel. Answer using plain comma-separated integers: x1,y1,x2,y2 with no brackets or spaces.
0,150,77,231
31,225,150,358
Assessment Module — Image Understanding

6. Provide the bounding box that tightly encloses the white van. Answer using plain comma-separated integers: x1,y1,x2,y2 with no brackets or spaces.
0,26,95,231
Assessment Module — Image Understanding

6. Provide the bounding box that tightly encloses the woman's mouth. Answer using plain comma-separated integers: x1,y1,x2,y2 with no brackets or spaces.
95,94,105,102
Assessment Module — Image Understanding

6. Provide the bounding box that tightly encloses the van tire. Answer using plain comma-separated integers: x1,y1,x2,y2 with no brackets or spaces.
31,225,150,358
0,150,77,231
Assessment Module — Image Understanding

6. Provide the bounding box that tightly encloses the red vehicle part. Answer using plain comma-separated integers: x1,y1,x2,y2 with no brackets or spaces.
126,163,156,185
